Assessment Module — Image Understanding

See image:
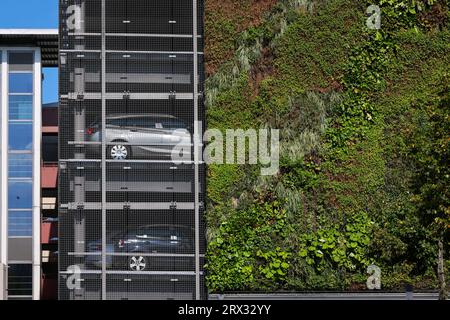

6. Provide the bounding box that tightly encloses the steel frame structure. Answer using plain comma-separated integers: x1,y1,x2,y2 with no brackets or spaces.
59,0,205,300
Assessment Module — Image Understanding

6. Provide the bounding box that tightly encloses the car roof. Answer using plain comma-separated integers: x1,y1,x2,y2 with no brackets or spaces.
111,224,194,234
105,225,194,240
137,224,194,231
106,114,178,120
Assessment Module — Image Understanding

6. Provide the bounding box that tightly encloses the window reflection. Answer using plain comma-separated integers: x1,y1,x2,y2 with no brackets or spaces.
8,211,32,237
9,73,33,93
9,122,32,150
8,154,32,178
9,96,33,120
8,180,32,209
7,264,32,297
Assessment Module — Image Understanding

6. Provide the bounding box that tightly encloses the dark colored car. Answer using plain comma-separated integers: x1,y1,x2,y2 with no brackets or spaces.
86,225,195,271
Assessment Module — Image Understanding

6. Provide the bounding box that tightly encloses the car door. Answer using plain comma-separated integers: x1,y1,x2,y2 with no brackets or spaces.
160,118,191,156
136,226,165,253
128,227,147,253
107,117,130,144
132,117,165,156
154,117,173,149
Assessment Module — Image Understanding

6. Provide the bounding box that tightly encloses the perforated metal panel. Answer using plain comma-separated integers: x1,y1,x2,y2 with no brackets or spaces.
59,0,206,300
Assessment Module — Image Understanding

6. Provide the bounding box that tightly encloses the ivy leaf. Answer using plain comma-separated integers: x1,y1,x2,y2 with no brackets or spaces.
277,269,285,275
375,31,383,41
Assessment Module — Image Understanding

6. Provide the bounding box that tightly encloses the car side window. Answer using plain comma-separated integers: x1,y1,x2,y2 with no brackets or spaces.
164,119,186,129
170,230,182,241
108,118,127,127
147,227,173,240
129,118,144,129
153,118,165,129
135,227,148,238
145,118,156,129
130,117,155,129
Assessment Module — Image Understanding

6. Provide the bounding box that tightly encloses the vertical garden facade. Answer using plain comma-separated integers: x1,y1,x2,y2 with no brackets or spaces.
58,0,206,300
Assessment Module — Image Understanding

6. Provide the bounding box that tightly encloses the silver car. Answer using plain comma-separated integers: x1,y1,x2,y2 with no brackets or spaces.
86,114,192,160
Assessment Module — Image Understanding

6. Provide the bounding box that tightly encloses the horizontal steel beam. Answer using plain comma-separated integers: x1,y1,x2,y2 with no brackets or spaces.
68,252,205,258
209,292,441,301
70,72,191,84
62,202,196,210
60,158,204,165
61,49,204,55
60,270,204,276
65,92,198,100
68,32,203,38
68,142,196,147
79,181,193,193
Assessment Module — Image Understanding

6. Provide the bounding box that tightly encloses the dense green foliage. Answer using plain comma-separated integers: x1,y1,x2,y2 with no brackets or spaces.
205,0,449,292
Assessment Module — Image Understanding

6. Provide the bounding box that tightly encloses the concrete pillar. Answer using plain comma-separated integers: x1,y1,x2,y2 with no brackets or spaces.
32,48,42,300
0,49,7,300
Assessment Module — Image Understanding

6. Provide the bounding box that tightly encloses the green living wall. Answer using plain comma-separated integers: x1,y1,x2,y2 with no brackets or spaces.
204,0,450,292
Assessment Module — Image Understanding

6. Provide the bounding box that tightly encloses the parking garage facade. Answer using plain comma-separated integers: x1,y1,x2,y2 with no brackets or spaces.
58,0,206,300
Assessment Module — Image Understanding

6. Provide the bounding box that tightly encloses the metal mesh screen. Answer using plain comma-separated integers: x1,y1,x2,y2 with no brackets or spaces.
59,0,206,300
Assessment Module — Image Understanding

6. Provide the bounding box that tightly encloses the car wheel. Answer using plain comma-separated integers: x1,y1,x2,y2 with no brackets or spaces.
109,144,129,160
129,256,146,271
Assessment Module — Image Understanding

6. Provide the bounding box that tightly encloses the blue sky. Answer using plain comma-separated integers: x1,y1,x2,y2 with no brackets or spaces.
0,0,59,104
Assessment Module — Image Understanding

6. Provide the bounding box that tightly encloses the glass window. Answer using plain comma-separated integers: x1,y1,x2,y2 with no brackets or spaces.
160,118,187,129
135,117,155,129
9,122,32,150
9,96,33,120
137,226,171,239
9,73,33,93
8,180,32,209
8,211,32,237
127,117,157,129
9,52,33,64
108,118,127,127
8,154,32,178
7,264,32,297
